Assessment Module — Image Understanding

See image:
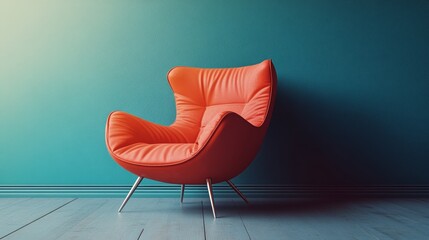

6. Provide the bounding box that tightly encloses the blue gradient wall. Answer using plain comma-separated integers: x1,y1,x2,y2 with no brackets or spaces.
1,0,428,185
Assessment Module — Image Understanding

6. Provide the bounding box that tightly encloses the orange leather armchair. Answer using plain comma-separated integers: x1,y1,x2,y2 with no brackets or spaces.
106,60,277,218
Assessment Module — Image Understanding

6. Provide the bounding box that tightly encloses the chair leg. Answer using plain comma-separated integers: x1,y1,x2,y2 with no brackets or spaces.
206,178,217,219
118,176,143,213
226,180,249,204
180,184,185,203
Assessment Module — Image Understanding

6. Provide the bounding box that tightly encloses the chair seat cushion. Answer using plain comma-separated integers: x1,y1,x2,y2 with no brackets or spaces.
112,142,197,166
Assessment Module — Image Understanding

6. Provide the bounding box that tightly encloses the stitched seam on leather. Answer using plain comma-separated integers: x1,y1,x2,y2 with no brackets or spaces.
205,102,247,107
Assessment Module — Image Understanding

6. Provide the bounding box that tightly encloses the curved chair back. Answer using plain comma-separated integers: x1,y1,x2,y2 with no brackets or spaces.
167,59,277,141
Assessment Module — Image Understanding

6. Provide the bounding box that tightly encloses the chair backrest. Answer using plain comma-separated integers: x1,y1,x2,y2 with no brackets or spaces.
167,60,277,140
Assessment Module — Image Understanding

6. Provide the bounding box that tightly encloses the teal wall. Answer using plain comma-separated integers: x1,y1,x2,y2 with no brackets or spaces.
1,0,428,185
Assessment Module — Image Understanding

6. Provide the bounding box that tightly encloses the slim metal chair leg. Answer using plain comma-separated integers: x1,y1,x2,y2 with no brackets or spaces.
226,180,249,204
206,178,217,219
118,176,143,213
180,184,185,203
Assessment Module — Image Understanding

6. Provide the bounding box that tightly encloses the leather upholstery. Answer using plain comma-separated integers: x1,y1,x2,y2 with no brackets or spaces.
106,60,277,184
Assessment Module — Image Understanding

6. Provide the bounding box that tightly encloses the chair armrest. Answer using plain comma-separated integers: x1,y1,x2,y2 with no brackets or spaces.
106,111,188,152
196,111,256,147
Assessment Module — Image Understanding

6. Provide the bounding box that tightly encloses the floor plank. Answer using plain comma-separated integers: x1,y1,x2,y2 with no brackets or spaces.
2,199,107,240
203,198,250,240
0,198,30,211
0,198,75,239
238,198,381,240
138,198,205,240
56,198,157,240
353,199,429,240
386,199,429,222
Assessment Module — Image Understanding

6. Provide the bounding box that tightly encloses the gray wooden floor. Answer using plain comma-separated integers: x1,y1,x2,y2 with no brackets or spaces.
0,198,428,240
